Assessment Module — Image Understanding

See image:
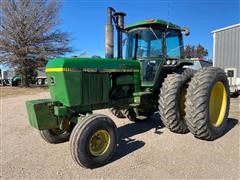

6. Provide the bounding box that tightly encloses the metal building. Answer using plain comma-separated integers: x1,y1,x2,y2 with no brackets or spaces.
212,23,240,95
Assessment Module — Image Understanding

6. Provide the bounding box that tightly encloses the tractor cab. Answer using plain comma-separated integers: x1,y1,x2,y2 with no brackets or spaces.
104,7,190,87
124,20,185,86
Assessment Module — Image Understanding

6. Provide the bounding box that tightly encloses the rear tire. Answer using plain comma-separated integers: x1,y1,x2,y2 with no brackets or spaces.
122,108,137,122
70,114,118,169
185,67,230,140
159,69,195,133
110,108,139,122
110,108,125,118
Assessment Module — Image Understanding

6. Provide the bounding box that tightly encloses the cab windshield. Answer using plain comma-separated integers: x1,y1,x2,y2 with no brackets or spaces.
125,28,163,60
125,27,183,86
125,28,163,86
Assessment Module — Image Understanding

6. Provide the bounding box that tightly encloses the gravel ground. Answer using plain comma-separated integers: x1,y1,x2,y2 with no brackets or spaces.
0,87,47,98
1,90,240,179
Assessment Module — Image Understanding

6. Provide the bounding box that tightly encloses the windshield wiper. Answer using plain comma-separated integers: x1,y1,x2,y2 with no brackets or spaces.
167,45,183,55
149,27,162,47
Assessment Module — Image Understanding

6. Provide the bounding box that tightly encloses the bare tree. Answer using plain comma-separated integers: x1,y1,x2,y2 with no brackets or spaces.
0,0,71,86
184,44,208,59
195,44,208,58
184,44,194,58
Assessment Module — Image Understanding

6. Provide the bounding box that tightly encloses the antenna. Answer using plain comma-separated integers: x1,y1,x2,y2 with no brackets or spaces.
167,1,171,28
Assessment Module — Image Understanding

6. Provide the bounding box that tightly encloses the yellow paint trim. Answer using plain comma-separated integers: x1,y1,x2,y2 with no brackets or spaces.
133,69,140,72
45,68,64,72
45,67,140,73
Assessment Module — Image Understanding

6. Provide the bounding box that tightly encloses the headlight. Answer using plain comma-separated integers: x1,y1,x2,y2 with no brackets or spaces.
166,60,171,65
172,60,177,65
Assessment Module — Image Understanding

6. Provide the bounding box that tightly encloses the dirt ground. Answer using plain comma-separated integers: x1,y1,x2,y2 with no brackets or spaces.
0,86,47,98
1,88,240,179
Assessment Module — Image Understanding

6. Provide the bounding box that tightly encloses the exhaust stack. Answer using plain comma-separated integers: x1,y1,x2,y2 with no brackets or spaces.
105,7,126,59
114,12,126,59
105,7,114,59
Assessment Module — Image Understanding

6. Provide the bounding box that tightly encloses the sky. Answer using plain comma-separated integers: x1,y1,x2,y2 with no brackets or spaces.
0,0,239,71
60,0,240,59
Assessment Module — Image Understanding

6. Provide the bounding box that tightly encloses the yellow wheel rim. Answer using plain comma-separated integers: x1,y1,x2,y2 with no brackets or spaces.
209,81,227,127
179,85,187,118
89,130,111,156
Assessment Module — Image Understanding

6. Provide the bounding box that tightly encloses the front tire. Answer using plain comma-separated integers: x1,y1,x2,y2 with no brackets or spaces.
40,129,71,144
185,67,230,140
70,114,118,169
39,120,74,144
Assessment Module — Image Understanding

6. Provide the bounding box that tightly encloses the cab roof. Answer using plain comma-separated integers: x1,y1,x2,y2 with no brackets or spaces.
125,19,181,31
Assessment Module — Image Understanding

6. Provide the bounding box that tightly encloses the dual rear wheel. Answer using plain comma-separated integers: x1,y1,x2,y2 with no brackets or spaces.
159,67,230,140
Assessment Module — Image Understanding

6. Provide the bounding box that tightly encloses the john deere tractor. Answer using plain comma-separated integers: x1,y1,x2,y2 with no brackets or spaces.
26,7,230,168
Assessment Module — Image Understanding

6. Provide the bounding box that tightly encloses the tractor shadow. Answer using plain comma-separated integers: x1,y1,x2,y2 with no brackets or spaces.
109,116,239,164
111,112,165,162
222,118,239,136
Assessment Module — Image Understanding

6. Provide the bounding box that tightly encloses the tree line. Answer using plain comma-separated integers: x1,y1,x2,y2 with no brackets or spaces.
0,0,71,86
184,44,208,59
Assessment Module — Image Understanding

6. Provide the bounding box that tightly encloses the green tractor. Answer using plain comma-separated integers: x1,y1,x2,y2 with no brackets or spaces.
26,7,230,168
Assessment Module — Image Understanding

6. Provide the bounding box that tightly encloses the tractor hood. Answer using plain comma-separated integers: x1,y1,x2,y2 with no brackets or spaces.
45,57,140,107
46,57,140,73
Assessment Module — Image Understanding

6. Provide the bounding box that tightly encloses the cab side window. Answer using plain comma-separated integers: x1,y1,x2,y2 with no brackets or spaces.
166,30,182,58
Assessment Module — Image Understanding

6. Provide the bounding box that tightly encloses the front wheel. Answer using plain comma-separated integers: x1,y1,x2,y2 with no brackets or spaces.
39,120,73,144
70,114,118,169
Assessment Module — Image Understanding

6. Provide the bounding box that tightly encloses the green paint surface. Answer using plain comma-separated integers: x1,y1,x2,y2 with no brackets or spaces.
26,99,59,130
46,57,140,70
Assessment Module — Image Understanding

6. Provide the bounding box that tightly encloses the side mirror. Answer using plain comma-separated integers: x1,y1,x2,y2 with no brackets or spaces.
181,27,190,36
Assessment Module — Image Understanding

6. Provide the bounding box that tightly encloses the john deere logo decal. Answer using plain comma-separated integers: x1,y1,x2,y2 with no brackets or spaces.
50,76,55,86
